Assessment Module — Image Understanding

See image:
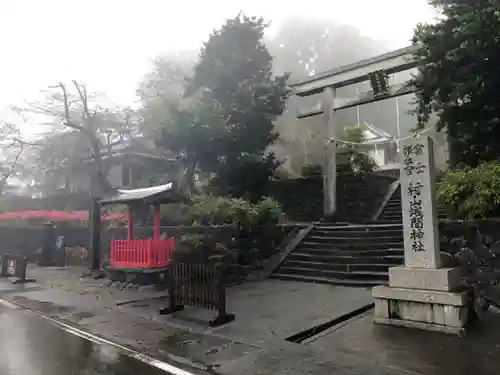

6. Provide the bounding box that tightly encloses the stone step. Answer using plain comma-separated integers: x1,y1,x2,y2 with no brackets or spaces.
283,260,397,273
379,214,400,218
275,266,389,281
379,211,446,220
381,203,401,208
374,219,403,224
380,209,402,214
385,200,402,206
316,221,352,226
295,248,404,257
384,201,446,210
308,234,403,242
269,273,386,287
314,223,403,230
385,200,446,211
379,216,402,221
289,252,404,265
378,215,402,221
381,206,402,211
311,228,404,238
301,240,404,250
382,211,400,215
382,203,401,209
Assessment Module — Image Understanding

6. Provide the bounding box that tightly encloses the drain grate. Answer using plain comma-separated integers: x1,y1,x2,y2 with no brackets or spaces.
285,303,374,343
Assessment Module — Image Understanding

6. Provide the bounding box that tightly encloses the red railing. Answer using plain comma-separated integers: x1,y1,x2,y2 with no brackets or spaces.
110,238,175,268
0,210,127,222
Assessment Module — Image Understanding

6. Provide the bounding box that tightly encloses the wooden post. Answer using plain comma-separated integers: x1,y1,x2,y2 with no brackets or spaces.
89,198,101,271
153,204,160,241
127,205,134,240
209,262,235,327
159,259,184,315
0,254,7,277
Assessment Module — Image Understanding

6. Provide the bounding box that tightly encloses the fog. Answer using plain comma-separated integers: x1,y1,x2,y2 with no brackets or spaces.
0,0,435,110
0,0,438,183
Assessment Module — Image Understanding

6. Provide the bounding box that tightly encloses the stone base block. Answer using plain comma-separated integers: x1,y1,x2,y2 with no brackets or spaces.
372,285,468,336
373,317,466,336
389,266,462,292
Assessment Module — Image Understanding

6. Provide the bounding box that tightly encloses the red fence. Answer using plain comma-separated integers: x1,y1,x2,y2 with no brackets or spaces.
0,210,126,222
110,238,175,268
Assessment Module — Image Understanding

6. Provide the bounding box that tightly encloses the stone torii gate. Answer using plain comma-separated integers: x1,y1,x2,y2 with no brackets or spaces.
290,46,468,334
289,45,419,217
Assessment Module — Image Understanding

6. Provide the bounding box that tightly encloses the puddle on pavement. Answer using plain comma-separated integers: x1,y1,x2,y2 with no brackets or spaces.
159,331,254,365
12,296,72,315
0,283,44,293
70,311,95,320
0,303,180,374
10,296,95,323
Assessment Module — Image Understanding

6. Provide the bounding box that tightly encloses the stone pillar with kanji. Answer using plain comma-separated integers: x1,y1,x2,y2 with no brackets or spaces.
372,135,468,335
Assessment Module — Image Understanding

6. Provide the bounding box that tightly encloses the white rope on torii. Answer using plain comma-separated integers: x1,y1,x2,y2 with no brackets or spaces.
326,126,439,152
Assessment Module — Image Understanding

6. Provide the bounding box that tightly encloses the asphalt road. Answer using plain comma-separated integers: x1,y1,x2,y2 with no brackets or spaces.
0,302,191,375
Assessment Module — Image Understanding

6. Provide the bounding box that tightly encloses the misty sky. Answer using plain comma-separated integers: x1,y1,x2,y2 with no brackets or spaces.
0,0,436,114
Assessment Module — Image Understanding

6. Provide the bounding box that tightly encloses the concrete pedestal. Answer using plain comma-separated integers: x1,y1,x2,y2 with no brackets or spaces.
373,266,468,335
388,266,462,292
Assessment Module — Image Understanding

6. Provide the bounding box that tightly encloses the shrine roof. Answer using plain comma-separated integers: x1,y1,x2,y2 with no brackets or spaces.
99,182,184,206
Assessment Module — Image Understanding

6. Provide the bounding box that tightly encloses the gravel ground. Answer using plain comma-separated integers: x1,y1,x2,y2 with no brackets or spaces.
27,264,167,307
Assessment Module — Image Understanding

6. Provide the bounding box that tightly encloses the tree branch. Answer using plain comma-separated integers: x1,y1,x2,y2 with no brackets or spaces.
54,82,90,135
73,80,90,118
0,142,24,195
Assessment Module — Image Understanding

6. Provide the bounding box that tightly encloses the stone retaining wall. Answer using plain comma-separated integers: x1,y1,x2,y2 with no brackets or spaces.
0,224,294,260
268,177,323,222
439,220,500,289
269,172,397,222
336,172,396,222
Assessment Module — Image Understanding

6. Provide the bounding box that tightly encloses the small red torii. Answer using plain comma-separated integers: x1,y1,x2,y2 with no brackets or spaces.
99,182,184,270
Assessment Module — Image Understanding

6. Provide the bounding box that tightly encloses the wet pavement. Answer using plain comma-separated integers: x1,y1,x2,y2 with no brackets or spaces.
0,303,180,375
5,267,500,375
308,311,500,375
0,275,260,373
147,279,373,343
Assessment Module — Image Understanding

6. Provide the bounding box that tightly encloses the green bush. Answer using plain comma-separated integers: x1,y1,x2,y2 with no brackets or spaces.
172,234,237,264
255,197,283,226
301,163,323,177
274,167,294,180
172,195,284,266
438,162,500,219
185,195,282,229
160,203,191,225
337,125,377,173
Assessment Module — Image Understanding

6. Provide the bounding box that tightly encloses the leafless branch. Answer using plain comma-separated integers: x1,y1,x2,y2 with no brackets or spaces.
0,142,25,195
73,80,90,118
52,82,90,135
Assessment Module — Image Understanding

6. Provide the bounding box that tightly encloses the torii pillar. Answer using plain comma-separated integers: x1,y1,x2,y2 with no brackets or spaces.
322,87,340,217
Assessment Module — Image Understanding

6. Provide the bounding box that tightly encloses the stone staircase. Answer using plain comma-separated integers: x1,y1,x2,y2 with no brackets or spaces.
377,184,447,225
270,178,449,287
377,186,404,224
270,223,404,287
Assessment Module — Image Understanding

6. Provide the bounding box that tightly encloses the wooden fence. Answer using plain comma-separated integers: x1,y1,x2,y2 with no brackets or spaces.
160,260,235,326
0,254,35,284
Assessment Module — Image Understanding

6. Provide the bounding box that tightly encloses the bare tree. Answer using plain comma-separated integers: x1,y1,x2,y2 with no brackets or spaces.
0,121,34,196
15,81,136,198
13,81,138,274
